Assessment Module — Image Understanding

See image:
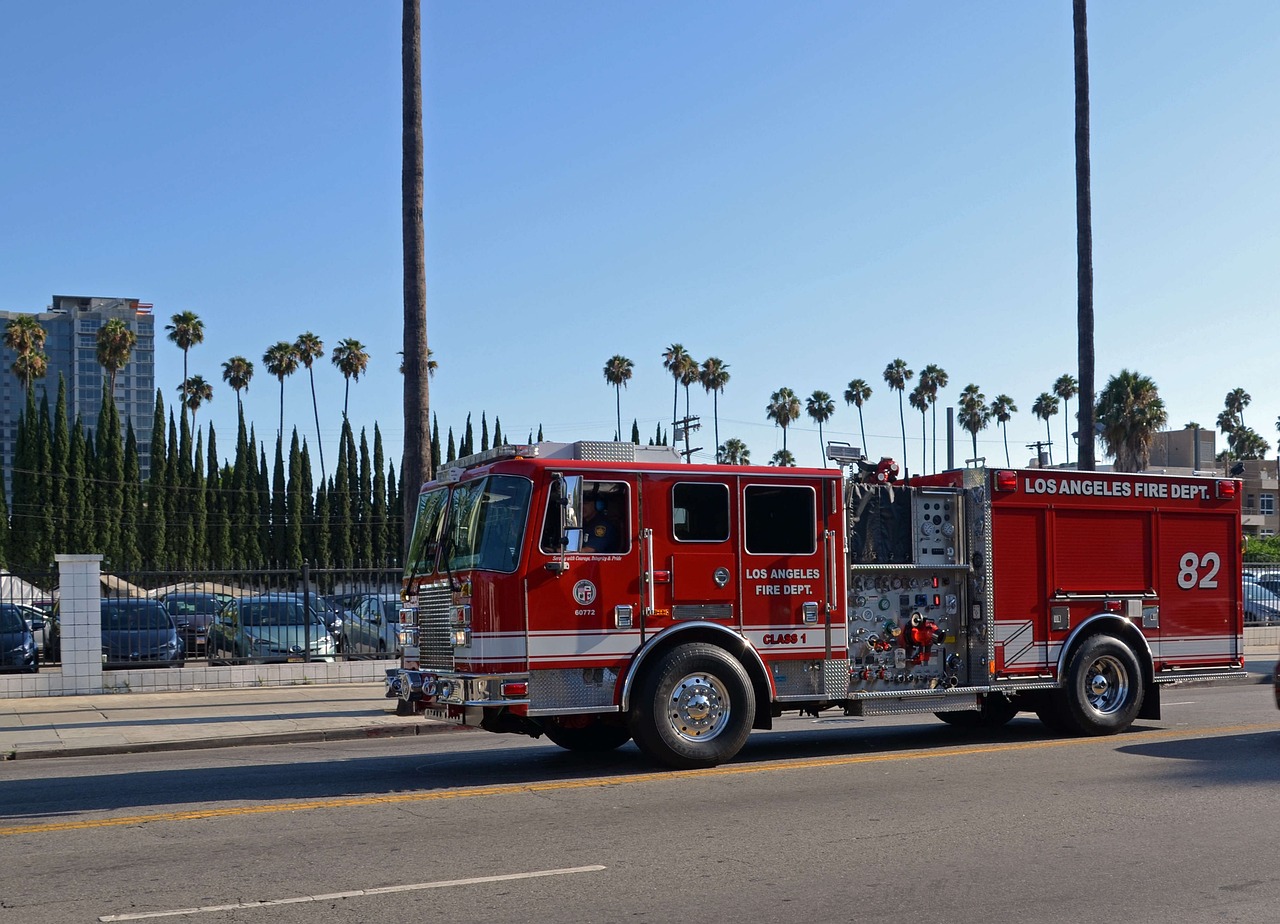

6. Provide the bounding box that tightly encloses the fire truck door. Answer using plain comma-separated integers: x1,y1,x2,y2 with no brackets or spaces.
737,479,837,660
642,479,740,638
526,476,644,671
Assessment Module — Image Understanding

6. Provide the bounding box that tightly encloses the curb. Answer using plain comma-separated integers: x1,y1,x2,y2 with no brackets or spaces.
4,720,470,761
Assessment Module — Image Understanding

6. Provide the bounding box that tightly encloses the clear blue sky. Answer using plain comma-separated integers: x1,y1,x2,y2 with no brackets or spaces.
4,1,1279,479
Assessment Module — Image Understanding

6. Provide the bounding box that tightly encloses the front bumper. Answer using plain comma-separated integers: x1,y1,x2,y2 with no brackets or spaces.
384,668,530,725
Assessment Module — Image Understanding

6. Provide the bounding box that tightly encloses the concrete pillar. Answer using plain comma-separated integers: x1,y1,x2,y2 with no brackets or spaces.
55,554,103,694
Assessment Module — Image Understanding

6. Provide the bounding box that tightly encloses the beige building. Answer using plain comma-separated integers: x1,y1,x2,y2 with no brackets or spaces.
1149,429,1277,538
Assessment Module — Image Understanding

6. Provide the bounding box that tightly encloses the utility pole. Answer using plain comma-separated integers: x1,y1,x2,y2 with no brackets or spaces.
674,415,701,463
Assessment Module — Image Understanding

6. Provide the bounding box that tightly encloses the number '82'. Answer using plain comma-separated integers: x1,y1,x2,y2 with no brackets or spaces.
1177,552,1220,589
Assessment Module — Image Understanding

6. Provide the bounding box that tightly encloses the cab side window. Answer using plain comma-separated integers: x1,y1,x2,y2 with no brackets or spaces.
582,482,629,554
744,484,816,554
673,482,729,542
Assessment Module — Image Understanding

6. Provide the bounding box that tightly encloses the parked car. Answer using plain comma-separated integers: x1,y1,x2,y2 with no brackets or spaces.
208,593,337,664
158,591,233,657
341,593,406,658
1243,578,1280,625
99,598,186,669
0,603,38,672
3,602,48,658
1247,572,1280,597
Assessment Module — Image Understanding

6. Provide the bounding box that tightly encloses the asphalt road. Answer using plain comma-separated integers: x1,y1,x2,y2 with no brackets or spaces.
3,681,1278,924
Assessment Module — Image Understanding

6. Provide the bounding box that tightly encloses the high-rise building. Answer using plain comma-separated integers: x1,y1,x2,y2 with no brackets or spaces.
0,296,156,486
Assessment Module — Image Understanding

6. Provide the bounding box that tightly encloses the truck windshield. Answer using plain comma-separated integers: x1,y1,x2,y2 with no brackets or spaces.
405,487,449,576
443,475,532,573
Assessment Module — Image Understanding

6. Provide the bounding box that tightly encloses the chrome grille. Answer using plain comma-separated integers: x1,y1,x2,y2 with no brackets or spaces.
416,582,455,670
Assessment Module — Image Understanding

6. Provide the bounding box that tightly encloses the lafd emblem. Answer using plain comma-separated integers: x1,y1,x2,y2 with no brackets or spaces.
572,580,597,606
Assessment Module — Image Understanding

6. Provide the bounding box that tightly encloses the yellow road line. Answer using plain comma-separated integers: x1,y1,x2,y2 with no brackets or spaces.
3,722,1272,838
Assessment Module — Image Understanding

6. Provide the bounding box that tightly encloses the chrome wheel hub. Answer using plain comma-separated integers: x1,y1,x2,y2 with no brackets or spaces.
1084,655,1129,716
667,672,730,742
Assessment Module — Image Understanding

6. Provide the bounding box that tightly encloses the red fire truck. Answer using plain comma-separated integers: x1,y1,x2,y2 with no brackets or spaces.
388,440,1245,769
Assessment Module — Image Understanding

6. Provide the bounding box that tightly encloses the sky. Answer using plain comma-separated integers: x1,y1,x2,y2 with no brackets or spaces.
3,1,1280,481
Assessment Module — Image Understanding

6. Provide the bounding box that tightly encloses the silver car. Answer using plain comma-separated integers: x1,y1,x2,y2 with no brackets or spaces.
341,594,405,658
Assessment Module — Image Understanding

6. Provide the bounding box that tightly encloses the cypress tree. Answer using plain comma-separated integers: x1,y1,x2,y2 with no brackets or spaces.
313,481,331,569
162,410,181,568
190,428,208,568
9,397,32,567
51,377,69,552
357,428,373,565
300,442,317,564
371,425,388,567
480,413,489,452
330,421,353,568
285,430,303,569
32,392,55,566
385,459,399,568
65,418,89,554
446,428,456,463
430,414,441,476
271,435,287,564
145,391,168,567
95,385,124,566
206,426,230,567
119,422,141,571
230,410,256,567
257,445,270,565
462,413,474,457
537,424,544,441
175,408,195,566
493,416,503,448
631,419,640,444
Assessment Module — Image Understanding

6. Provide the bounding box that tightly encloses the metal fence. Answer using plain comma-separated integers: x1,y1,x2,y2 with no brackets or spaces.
2,564,404,672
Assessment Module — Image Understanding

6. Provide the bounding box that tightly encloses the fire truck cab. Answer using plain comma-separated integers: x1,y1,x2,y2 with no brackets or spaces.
390,441,1245,769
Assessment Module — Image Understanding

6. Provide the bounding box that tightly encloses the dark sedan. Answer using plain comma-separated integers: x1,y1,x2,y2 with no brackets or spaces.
159,591,232,657
0,603,38,672
100,599,185,669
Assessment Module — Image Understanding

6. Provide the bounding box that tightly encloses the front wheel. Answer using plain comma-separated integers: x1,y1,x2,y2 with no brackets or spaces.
629,643,755,770
1057,635,1144,736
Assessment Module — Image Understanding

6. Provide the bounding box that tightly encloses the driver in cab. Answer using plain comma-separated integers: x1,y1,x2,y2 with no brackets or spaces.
582,496,620,553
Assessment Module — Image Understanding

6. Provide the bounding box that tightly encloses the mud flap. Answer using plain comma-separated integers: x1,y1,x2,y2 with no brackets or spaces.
1138,682,1160,720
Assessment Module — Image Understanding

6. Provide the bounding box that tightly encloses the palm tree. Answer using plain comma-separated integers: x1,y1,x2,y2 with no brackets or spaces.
1074,0,1096,471
1032,393,1060,463
719,437,749,465
909,384,929,471
95,318,137,396
1224,388,1251,432
766,388,802,453
883,359,913,473
221,356,255,416
1096,369,1168,472
919,364,948,473
806,390,835,466
178,375,214,428
990,394,1018,466
165,311,204,425
662,344,690,440
331,338,370,420
770,449,796,467
4,315,49,393
263,341,300,442
1053,373,1079,464
402,0,430,553
699,357,730,460
678,352,700,427
603,354,634,441
957,384,990,462
294,332,327,479
843,378,872,456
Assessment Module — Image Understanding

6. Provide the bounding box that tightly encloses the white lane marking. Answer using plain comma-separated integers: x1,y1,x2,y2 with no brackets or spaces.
98,865,607,921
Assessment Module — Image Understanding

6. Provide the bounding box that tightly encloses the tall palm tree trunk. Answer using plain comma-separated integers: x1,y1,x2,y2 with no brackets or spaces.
402,0,430,555
1074,0,1096,470
712,392,720,461
615,385,622,441
308,368,326,479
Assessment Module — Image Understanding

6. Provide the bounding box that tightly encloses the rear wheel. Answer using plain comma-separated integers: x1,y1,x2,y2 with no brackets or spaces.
1057,635,1144,736
543,718,632,752
629,643,755,770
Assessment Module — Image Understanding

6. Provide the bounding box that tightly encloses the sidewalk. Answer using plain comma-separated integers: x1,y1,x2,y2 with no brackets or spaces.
2,659,1275,762
0,682,459,761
